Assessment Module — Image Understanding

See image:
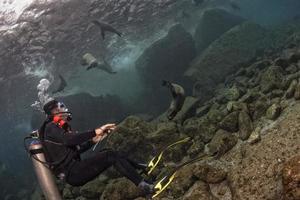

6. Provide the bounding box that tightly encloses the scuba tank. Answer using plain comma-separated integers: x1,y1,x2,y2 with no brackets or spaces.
25,131,62,200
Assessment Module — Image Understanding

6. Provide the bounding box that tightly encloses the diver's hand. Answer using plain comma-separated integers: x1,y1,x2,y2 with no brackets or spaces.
95,123,116,136
92,134,106,143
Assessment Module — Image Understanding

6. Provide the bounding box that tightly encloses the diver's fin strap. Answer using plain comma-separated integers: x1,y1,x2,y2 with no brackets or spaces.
147,137,190,175
152,171,177,198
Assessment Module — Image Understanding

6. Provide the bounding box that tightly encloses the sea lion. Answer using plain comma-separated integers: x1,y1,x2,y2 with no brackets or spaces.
81,53,117,74
162,80,186,120
92,20,122,40
52,75,67,94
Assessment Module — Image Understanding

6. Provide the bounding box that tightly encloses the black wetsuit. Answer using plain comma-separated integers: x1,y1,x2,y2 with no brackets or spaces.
42,122,144,186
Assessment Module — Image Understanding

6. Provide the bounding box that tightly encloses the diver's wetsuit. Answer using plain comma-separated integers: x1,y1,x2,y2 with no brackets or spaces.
42,122,144,186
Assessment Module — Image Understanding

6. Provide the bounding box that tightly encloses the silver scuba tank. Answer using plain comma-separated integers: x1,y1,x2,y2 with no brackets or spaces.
29,138,62,200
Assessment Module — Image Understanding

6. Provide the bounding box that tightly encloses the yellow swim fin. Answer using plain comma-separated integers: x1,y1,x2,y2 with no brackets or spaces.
146,137,191,176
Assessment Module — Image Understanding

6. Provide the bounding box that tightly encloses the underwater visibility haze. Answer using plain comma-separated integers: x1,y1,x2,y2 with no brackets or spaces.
1,0,300,199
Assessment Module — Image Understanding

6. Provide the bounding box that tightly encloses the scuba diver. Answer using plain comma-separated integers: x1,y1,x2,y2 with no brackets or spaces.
39,99,154,195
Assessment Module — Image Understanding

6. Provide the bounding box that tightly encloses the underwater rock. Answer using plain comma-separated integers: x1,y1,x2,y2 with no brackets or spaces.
194,8,245,53
268,89,284,99
285,65,298,74
106,116,154,161
146,121,178,143
260,66,284,93
198,117,218,143
206,129,238,157
193,163,227,184
173,96,200,123
266,103,281,120
165,164,197,198
186,22,269,97
250,98,269,120
207,104,227,125
63,187,73,199
282,155,300,200
187,139,205,158
224,85,242,101
285,80,298,99
100,178,141,200
218,111,239,133
183,116,217,144
248,127,261,145
182,181,216,200
274,57,289,68
239,88,261,104
238,111,253,140
294,82,300,100
196,104,211,117
80,179,106,199
135,24,196,89
226,101,248,113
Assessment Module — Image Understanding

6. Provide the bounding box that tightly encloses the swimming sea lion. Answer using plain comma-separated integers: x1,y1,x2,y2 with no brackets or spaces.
81,53,117,74
92,20,122,40
162,80,186,120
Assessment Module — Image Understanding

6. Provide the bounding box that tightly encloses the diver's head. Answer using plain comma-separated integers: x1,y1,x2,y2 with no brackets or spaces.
43,99,72,121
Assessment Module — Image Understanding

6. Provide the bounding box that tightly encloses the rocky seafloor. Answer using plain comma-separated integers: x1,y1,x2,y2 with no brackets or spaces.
28,13,300,200
1,1,300,200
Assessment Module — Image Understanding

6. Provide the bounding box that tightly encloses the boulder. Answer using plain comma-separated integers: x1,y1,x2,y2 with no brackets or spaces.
266,103,281,120
63,188,73,199
248,127,261,145
206,129,238,157
239,88,261,104
183,116,217,144
193,163,227,184
100,178,141,200
285,79,298,99
260,65,284,93
182,181,216,200
238,111,253,140
186,22,270,97
206,104,227,125
294,82,300,100
274,57,289,68
165,164,197,198
80,179,106,199
249,98,269,120
106,116,154,161
135,24,196,89
285,65,298,74
226,101,248,113
172,96,200,123
187,139,205,158
224,85,243,101
194,8,245,53
282,155,300,200
196,104,211,117
218,111,239,133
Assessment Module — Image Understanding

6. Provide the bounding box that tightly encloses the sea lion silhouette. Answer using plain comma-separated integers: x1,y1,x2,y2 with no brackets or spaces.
81,53,117,74
92,20,122,40
162,80,186,120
